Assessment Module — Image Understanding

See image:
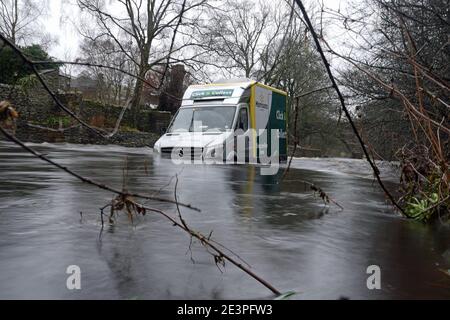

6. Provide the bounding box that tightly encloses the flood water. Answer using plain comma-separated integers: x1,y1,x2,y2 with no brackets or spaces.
0,141,449,299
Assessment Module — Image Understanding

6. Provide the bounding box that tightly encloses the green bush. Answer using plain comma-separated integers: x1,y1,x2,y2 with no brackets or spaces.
45,116,72,128
404,170,449,222
0,44,59,84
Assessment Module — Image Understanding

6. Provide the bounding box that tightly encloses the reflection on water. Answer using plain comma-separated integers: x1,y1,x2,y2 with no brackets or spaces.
0,141,449,299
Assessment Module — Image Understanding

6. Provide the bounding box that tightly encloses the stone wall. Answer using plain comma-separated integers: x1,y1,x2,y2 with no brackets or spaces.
79,100,171,135
0,83,54,124
15,125,161,148
0,84,172,147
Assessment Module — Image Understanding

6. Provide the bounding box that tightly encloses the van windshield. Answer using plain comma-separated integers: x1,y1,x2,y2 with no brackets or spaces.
168,106,236,133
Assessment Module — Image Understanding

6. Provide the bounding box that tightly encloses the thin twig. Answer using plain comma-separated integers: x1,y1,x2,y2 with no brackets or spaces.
282,96,300,180
32,60,182,102
293,0,406,215
0,126,200,211
0,34,106,138
128,199,282,296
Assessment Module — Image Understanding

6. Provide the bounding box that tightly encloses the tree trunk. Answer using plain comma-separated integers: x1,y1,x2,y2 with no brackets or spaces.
131,47,150,108
130,60,149,127
131,73,144,108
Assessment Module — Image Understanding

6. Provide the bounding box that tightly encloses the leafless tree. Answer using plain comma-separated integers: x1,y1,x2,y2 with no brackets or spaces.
196,1,343,155
0,0,49,45
77,0,209,108
79,38,134,105
199,0,293,80
315,0,449,219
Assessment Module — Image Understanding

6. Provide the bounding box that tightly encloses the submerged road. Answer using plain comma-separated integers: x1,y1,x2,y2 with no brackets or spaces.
0,141,449,299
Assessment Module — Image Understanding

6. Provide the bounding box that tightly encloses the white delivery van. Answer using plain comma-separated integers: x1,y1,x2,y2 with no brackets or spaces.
153,78,287,163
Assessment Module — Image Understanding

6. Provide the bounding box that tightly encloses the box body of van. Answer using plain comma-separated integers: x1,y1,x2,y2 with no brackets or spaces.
153,79,287,163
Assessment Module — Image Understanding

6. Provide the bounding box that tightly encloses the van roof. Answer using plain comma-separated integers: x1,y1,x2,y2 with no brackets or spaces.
182,80,286,106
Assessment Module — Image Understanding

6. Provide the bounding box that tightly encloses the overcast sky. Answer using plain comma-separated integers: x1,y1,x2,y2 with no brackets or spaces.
44,0,349,61
44,0,81,59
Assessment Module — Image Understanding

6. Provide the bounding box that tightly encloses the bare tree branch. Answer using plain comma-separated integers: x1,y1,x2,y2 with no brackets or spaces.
293,0,406,215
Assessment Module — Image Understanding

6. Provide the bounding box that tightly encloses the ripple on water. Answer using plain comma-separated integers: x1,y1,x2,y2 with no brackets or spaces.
0,141,448,299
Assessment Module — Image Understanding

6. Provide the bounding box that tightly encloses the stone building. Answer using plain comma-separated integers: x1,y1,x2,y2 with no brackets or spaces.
38,69,71,93
157,65,187,114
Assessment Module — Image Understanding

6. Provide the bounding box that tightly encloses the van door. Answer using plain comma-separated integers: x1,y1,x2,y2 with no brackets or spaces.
234,106,250,162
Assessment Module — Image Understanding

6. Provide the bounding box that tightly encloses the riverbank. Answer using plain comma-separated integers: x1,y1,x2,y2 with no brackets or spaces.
3,123,161,148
